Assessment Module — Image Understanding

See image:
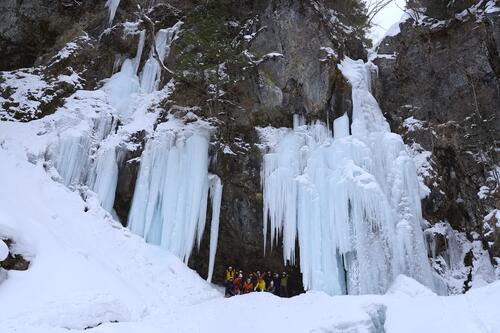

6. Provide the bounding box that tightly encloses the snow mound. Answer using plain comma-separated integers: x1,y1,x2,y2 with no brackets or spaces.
386,275,437,297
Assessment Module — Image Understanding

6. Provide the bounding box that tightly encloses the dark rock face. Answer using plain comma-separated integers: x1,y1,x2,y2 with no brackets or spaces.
374,1,500,265
0,239,30,271
0,0,106,70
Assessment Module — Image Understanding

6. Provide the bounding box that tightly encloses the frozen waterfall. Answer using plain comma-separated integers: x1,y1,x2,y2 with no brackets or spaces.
48,21,222,281
128,123,222,282
259,57,438,295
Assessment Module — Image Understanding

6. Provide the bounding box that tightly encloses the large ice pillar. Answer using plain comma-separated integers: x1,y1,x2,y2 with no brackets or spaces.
128,124,222,280
259,57,437,295
207,174,223,283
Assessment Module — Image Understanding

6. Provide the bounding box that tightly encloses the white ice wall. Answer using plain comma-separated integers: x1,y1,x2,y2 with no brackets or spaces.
128,124,222,282
259,58,439,295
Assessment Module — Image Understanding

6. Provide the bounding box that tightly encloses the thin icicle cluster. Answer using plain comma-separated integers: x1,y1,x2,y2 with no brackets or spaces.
128,124,222,282
259,58,438,295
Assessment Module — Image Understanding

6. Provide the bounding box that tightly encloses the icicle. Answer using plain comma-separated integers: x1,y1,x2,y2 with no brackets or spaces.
140,22,182,93
207,174,223,283
88,146,119,212
258,57,436,296
105,0,121,26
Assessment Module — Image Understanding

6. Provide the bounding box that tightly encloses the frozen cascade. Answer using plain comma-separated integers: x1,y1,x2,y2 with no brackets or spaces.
50,23,177,213
259,57,439,296
52,109,117,189
48,20,222,282
128,124,222,282
140,22,182,94
105,0,121,25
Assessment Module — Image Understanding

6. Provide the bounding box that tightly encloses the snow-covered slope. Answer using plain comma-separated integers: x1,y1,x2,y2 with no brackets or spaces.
0,136,219,331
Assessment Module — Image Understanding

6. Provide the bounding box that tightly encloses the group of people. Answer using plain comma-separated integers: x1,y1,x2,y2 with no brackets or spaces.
224,266,289,298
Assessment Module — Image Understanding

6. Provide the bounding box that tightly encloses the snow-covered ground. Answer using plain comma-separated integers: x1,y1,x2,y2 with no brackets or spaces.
1,114,500,333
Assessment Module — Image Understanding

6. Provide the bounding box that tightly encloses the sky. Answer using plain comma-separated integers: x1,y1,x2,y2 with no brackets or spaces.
366,0,407,43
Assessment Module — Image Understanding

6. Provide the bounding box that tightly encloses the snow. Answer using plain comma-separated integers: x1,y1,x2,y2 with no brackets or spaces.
0,69,48,119
258,58,441,296
403,116,425,132
478,186,490,199
0,145,219,331
365,0,406,44
386,275,437,297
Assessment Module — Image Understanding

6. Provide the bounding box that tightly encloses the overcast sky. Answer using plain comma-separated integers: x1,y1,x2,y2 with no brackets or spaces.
366,0,407,43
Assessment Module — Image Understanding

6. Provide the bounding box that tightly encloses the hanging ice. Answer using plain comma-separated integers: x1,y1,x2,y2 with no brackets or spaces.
140,22,182,94
259,57,438,295
105,0,121,25
50,23,179,214
128,124,222,282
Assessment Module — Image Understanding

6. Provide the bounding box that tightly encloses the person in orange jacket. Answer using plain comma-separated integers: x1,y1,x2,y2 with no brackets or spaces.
242,277,254,294
233,274,243,295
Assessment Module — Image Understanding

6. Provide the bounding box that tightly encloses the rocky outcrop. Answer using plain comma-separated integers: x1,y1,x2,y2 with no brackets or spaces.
374,0,500,289
0,239,30,271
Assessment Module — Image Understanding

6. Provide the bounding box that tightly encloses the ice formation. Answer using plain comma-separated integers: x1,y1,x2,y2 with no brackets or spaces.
105,0,121,25
128,125,222,282
46,21,222,278
259,57,438,295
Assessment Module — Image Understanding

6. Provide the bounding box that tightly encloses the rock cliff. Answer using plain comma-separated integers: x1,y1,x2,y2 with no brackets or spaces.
374,0,499,291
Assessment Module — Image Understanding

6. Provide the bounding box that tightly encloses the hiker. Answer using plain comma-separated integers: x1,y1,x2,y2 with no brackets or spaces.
254,277,266,292
242,277,254,294
272,272,281,296
233,274,243,295
225,277,235,297
225,266,235,281
280,272,289,297
266,280,276,293
265,271,273,286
